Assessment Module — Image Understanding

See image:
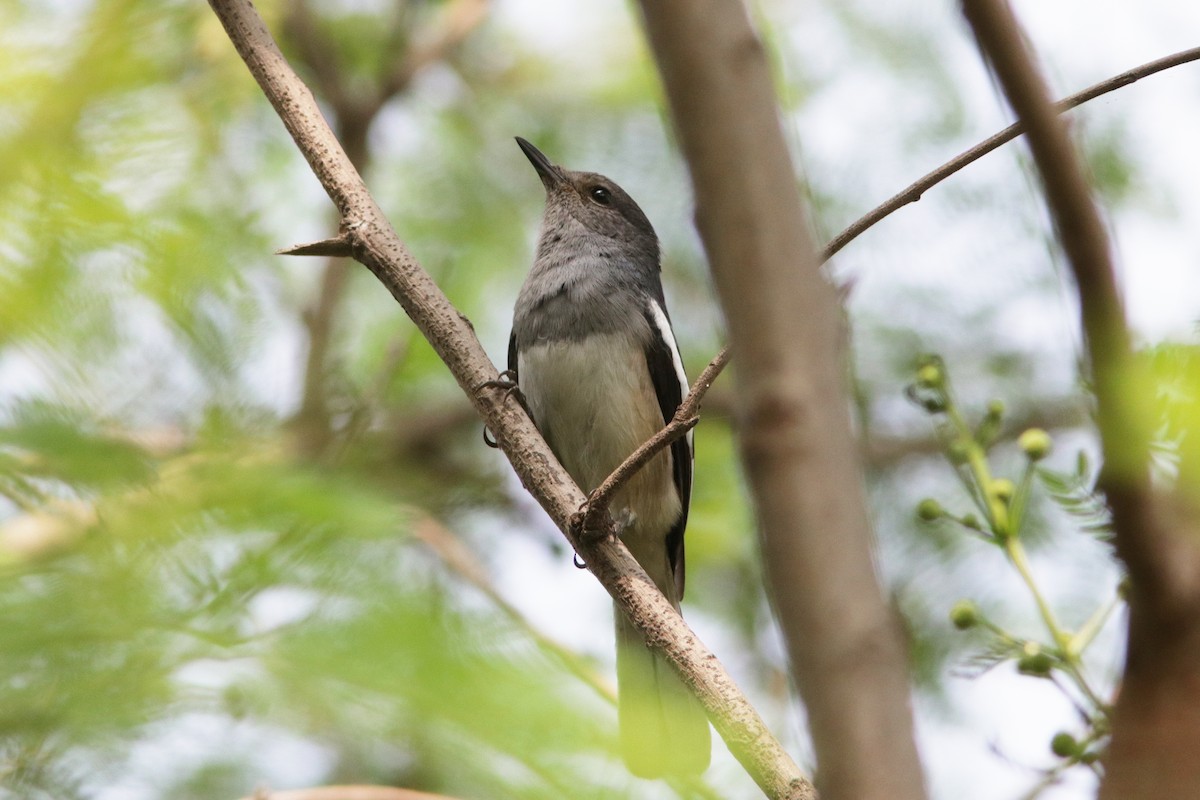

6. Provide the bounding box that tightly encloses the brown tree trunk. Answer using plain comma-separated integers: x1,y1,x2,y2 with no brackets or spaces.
1102,494,1200,798
635,2,927,799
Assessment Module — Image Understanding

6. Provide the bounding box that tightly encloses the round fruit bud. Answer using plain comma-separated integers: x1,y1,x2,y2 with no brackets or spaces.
991,478,1016,502
1018,428,1053,461
949,599,979,630
961,513,981,530
916,363,943,389
986,399,1005,419
948,439,971,464
917,499,944,522
1050,732,1078,758
1017,644,1053,677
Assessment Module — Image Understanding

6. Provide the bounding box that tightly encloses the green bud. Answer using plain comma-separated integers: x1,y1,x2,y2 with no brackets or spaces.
916,499,944,522
961,513,981,530
991,478,1016,502
921,396,946,414
947,439,972,465
1017,643,1053,677
1050,732,1078,758
986,399,1005,419
1018,428,1053,461
949,599,979,630
916,363,943,389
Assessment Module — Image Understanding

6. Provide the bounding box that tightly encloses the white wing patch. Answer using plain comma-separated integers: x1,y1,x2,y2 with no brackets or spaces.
647,298,694,455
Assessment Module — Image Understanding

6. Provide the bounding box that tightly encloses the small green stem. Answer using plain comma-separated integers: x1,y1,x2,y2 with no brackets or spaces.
1006,537,1068,650
930,371,1114,743
945,403,1010,535
1007,537,1107,712
1007,461,1037,533
970,445,1011,535
1069,592,1121,656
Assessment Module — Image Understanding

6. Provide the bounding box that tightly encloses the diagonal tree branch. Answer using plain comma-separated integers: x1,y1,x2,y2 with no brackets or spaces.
205,2,808,796
634,2,926,799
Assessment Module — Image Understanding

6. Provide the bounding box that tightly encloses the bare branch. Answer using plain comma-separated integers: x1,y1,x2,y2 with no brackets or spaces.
206,2,804,795
582,347,730,533
821,46,1200,263
635,2,924,799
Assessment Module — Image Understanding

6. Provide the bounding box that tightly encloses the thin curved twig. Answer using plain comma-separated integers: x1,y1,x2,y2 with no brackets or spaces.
581,348,731,533
819,45,1200,263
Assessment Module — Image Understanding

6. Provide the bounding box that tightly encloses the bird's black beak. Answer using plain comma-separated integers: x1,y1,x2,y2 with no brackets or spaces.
516,137,565,191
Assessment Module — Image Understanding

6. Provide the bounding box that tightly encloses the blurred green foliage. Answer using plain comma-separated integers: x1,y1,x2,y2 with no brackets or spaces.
0,0,1184,798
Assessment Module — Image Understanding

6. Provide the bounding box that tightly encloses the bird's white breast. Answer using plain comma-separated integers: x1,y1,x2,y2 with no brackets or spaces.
518,334,680,543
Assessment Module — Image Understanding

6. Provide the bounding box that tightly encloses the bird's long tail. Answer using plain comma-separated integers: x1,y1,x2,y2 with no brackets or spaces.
615,605,712,778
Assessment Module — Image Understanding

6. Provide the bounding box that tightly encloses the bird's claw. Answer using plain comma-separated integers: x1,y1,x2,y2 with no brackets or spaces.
474,369,519,394
477,370,530,448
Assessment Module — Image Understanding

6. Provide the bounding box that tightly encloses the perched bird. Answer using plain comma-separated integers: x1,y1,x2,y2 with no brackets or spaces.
508,137,710,778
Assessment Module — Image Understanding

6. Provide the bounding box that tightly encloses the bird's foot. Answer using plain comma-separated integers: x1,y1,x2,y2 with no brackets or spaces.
474,369,520,396
476,370,529,448
570,494,633,546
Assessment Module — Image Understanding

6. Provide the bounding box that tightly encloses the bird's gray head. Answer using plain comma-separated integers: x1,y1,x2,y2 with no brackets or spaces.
515,137,659,262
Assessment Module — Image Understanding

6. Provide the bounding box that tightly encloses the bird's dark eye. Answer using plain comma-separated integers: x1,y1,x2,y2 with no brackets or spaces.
589,186,612,205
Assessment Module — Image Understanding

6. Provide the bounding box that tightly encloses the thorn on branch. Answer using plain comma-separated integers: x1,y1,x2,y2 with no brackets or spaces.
277,236,354,257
